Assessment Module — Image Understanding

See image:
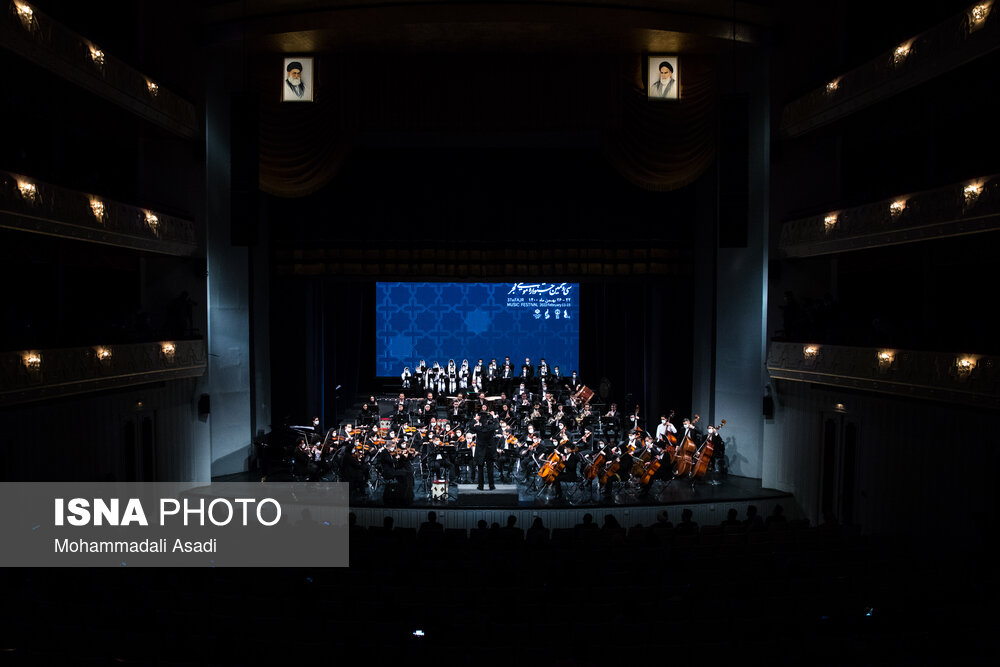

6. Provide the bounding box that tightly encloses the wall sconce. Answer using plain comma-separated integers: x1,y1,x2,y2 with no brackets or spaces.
89,198,105,221
963,182,983,206
833,403,847,414
161,342,176,361
825,79,839,94
94,346,112,362
889,200,907,218
823,214,838,231
969,2,992,32
144,210,159,234
89,46,105,67
956,356,977,377
147,81,159,97
803,345,820,360
14,2,34,28
892,42,912,67
22,351,41,371
877,349,895,370
17,180,37,201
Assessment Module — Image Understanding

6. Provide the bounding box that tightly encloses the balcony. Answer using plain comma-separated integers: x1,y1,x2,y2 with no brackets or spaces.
780,3,1000,138
1,1,198,138
778,174,999,258
0,340,206,406
0,171,199,256
766,341,997,410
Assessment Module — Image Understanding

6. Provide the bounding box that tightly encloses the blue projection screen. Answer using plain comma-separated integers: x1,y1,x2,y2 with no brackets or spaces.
376,282,579,376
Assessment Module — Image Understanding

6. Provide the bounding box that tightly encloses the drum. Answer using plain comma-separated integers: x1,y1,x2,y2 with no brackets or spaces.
574,385,595,403
431,479,448,500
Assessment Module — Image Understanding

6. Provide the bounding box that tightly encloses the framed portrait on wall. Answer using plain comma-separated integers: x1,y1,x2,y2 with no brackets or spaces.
647,55,679,100
282,57,314,102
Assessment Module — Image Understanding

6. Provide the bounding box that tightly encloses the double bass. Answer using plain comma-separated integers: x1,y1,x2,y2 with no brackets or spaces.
673,415,700,477
691,419,725,480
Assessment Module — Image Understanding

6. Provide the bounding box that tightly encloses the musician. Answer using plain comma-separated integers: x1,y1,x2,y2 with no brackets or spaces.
396,392,407,411
420,402,435,426
388,442,416,506
424,362,438,392
309,416,323,445
701,424,726,479
487,358,498,393
359,402,377,426
520,357,534,382
415,360,426,391
551,365,561,382
655,415,677,443
339,445,370,496
516,381,529,402
565,370,580,393
391,403,409,429
549,407,567,436
401,366,412,391
446,359,458,394
426,434,459,484
602,443,633,496
498,403,516,427
538,358,549,380
449,395,465,420
501,356,514,395
577,427,595,453
627,405,642,431
473,406,498,490
435,364,447,395
472,359,484,392
458,359,470,391
552,440,581,499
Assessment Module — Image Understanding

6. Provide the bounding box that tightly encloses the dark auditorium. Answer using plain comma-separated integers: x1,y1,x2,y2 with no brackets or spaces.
0,0,996,664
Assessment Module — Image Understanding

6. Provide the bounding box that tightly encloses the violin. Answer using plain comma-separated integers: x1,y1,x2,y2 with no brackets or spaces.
691,419,725,480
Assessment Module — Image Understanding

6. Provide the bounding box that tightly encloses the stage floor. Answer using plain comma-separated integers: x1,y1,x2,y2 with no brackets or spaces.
363,474,791,509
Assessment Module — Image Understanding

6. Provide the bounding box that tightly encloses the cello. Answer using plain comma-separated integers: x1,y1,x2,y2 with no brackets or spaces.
673,415,700,477
691,419,725,480
537,449,566,484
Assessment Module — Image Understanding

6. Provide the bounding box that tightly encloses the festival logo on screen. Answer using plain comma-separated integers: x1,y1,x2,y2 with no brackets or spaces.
375,282,580,376
506,283,574,321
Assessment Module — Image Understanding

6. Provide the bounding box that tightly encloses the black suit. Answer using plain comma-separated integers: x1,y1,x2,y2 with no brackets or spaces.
474,417,498,489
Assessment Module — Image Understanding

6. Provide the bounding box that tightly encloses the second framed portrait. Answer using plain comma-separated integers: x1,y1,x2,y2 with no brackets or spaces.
647,56,679,100
282,57,314,102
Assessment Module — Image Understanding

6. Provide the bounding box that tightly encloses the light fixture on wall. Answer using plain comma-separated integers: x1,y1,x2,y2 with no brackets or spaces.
963,182,983,206
17,180,37,201
824,214,838,231
892,42,912,67
969,2,992,32
161,342,176,361
144,210,159,234
94,346,112,362
889,199,907,218
22,351,41,371
877,349,895,370
14,2,34,28
89,45,105,67
90,198,105,221
825,79,839,94
803,345,820,360
147,80,159,97
833,403,847,414
956,356,977,377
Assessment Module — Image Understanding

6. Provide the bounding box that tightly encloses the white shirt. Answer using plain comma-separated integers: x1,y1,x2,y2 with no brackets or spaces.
655,421,677,441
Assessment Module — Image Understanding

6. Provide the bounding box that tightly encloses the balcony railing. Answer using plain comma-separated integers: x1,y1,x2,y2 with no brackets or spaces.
766,341,997,410
0,171,199,256
778,174,999,258
780,2,1000,138
2,1,198,138
0,340,206,406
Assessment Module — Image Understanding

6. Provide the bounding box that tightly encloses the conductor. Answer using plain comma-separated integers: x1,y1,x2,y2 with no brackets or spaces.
473,405,498,490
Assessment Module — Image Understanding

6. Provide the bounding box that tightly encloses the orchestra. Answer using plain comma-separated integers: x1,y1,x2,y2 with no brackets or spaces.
280,356,727,506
